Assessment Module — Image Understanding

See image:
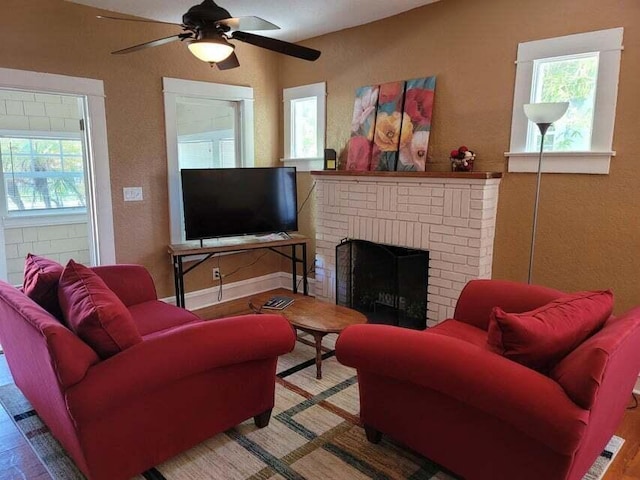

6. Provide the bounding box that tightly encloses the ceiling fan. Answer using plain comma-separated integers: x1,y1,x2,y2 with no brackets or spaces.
98,0,321,70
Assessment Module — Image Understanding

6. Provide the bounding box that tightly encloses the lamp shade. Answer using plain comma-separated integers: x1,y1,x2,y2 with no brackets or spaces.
523,102,569,124
188,37,234,63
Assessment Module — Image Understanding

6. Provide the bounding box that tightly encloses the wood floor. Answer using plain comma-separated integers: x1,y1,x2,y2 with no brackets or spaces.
0,294,639,479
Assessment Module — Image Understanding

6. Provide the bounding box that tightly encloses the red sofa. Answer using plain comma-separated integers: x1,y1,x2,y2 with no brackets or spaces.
336,279,640,480
0,264,295,480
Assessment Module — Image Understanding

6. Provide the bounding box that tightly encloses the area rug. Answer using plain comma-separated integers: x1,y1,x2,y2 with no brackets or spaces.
0,337,624,480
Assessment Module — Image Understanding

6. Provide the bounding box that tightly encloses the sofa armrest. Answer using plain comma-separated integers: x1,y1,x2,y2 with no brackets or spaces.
453,279,565,330
336,324,588,455
90,264,157,306
66,314,295,421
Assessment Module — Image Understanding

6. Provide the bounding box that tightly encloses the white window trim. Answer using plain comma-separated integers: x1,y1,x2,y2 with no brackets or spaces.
282,82,326,172
506,27,623,174
163,77,255,245
0,67,115,271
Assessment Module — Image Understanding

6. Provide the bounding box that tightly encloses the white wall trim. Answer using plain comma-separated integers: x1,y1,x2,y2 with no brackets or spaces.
163,77,255,245
506,151,615,174
0,67,115,273
161,271,316,310
281,157,324,172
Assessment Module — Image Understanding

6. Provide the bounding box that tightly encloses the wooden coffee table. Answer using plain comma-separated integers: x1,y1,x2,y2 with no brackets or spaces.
249,289,367,379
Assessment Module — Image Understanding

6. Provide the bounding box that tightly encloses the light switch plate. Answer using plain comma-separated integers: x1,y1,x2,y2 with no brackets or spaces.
123,187,143,202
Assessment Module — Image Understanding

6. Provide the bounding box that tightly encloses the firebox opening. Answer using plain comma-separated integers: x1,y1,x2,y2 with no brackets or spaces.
336,239,429,330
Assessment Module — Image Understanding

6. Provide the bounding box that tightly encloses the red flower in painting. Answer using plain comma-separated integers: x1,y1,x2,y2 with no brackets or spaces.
404,88,434,127
379,82,403,104
347,136,372,171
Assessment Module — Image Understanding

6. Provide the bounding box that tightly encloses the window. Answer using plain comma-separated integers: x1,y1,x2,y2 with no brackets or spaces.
163,78,254,244
507,28,623,174
283,82,326,171
0,135,86,214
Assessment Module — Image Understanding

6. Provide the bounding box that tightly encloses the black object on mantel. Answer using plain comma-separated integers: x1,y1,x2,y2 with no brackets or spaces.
324,149,337,170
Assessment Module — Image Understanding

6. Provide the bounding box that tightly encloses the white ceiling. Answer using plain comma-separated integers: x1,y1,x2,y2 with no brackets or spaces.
66,0,440,42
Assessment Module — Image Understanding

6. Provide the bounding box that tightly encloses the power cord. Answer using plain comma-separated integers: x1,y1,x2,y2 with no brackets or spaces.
217,254,223,302
297,181,316,214
223,251,270,279
296,264,316,292
628,393,638,410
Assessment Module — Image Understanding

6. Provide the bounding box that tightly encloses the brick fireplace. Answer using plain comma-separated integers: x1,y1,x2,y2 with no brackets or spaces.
311,171,502,326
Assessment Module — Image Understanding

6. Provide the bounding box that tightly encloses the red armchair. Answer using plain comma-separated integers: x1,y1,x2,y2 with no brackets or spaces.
0,264,296,480
336,280,640,480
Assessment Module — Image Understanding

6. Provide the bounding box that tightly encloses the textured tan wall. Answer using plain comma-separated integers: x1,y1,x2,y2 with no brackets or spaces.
279,0,640,313
0,0,282,298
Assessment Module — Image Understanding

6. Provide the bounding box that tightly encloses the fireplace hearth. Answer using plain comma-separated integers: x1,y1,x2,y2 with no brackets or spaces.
336,239,429,330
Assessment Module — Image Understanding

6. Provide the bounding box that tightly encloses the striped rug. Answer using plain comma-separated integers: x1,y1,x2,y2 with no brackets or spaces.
0,336,624,480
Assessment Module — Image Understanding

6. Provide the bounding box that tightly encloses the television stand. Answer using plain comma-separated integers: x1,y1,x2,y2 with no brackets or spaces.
168,234,309,309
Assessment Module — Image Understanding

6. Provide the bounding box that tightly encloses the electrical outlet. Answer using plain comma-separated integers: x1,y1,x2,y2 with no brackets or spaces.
212,267,221,280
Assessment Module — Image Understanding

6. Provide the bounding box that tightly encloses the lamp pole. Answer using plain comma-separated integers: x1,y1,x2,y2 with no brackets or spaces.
523,102,569,285
528,122,551,284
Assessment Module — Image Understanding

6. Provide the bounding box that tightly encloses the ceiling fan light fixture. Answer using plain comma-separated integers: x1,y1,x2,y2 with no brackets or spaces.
188,36,234,63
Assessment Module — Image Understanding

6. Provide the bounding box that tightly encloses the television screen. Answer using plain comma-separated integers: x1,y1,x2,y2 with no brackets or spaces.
181,167,298,240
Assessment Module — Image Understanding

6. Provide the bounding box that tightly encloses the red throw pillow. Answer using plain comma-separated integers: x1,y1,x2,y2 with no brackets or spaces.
487,290,613,372
58,260,142,359
23,253,64,319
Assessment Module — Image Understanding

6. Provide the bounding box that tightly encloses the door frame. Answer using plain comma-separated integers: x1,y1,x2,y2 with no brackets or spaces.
0,67,116,274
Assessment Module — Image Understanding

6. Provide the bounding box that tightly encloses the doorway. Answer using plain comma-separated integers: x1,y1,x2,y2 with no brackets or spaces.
0,68,115,285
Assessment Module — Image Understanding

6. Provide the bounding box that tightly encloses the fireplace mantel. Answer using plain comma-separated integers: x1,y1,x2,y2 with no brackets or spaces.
311,170,503,180
311,170,502,326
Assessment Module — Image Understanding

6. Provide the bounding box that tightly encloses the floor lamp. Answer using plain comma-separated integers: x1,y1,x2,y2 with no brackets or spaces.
523,102,569,284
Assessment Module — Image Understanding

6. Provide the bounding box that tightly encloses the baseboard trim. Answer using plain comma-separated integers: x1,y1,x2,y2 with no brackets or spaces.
161,271,315,311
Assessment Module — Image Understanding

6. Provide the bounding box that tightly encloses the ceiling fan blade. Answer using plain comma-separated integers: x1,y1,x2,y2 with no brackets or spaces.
218,16,279,32
216,52,240,70
231,31,321,61
112,34,185,55
97,15,181,27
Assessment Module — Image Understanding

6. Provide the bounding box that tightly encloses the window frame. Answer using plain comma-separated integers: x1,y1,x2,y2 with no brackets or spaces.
163,77,255,245
506,27,623,174
283,82,326,171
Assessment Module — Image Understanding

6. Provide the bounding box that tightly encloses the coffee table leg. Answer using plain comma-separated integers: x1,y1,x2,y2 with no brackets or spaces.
313,332,325,379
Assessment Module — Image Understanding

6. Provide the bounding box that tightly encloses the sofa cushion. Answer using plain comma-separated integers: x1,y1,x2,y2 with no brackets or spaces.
427,318,490,349
487,290,613,372
58,260,142,359
128,300,202,338
23,254,64,319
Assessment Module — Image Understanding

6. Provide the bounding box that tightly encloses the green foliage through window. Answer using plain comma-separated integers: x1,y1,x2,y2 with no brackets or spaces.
0,136,86,213
528,53,599,152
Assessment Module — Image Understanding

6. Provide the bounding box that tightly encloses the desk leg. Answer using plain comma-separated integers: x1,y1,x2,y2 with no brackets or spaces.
291,245,297,294
176,256,185,308
312,332,326,379
302,242,308,296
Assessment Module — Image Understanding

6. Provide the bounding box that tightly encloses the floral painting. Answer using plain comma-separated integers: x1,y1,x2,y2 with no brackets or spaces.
371,81,406,171
397,76,436,171
346,85,379,171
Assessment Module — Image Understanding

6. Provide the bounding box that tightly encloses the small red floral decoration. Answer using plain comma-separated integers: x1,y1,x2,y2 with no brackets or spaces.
450,145,476,172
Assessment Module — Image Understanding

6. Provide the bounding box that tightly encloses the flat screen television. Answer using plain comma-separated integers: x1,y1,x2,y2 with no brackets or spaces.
181,167,298,240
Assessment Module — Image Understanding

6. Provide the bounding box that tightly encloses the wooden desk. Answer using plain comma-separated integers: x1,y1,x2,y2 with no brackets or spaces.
169,234,309,308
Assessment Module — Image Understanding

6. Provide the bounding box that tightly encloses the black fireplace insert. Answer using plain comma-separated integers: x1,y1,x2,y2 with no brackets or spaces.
336,239,429,330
